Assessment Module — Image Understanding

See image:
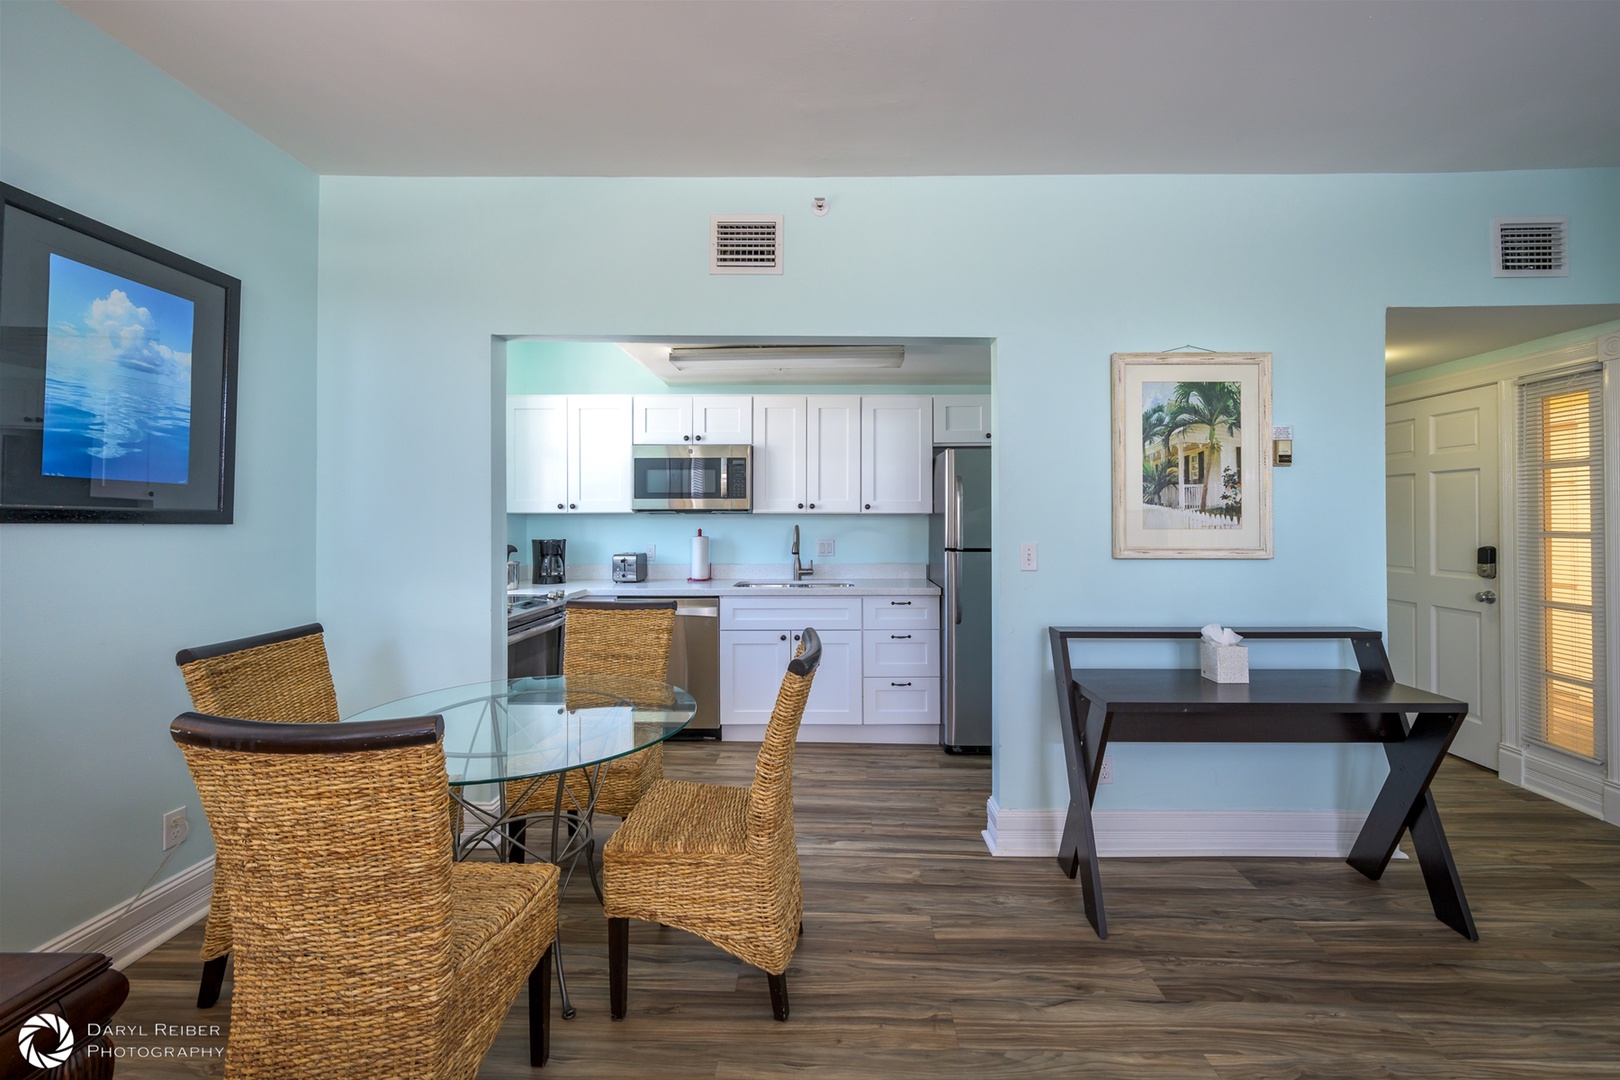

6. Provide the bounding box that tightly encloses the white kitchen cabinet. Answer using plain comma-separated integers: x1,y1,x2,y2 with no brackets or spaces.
862,678,940,726
750,396,861,514
507,395,569,513
633,395,753,445
933,395,992,445
719,594,934,738
720,626,862,726
507,394,632,513
860,396,932,514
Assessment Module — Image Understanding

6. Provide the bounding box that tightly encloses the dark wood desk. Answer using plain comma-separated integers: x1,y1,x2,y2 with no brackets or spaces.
0,952,128,1079
1047,627,1477,942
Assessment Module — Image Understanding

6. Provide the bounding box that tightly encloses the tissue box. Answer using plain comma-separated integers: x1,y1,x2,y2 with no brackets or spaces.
1200,641,1249,683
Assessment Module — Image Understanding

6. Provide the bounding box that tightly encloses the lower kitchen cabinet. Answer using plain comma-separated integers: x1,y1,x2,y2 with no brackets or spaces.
863,677,941,725
719,594,937,740
719,628,861,725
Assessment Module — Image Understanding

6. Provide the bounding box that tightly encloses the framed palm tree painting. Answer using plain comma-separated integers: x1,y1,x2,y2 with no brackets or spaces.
1112,352,1273,558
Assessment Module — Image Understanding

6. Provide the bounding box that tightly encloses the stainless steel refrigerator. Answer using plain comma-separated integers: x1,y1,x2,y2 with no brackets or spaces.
928,447,992,753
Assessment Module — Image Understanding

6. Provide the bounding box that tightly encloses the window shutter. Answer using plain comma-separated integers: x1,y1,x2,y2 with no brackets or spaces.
1516,368,1607,763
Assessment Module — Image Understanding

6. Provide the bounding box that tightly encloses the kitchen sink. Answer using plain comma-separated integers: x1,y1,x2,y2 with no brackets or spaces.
732,581,854,588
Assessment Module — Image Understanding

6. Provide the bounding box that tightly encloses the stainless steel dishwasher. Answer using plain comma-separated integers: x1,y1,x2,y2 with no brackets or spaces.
612,595,720,739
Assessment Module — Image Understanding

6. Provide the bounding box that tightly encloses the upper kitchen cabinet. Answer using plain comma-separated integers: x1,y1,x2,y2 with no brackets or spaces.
933,395,992,444
752,396,861,513
860,396,932,513
633,395,752,445
507,394,632,513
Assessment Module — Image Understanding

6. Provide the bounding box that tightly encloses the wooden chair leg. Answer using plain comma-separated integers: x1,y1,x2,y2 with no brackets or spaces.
529,944,551,1067
197,954,228,1009
767,971,789,1021
608,917,629,1020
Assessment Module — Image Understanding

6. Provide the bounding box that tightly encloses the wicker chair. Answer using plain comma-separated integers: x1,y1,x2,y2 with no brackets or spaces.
174,623,339,1008
604,626,822,1022
505,601,676,859
170,711,560,1077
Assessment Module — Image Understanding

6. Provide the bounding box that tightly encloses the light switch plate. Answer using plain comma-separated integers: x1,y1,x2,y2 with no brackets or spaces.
1019,543,1038,571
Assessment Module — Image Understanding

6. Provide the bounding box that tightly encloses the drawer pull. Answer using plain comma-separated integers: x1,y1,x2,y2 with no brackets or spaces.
890,634,912,639
890,681,912,687
889,600,912,606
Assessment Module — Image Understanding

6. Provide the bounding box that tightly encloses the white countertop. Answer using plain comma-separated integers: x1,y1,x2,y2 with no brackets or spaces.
511,574,939,600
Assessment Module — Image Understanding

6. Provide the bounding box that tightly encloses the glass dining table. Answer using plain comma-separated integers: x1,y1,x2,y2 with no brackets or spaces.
345,673,696,1017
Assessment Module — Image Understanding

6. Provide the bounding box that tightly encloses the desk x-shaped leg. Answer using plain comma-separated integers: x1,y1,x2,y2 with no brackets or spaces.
1347,709,1478,940
1054,693,1112,938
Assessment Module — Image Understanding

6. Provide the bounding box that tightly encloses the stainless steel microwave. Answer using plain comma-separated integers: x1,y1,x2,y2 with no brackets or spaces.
631,444,751,512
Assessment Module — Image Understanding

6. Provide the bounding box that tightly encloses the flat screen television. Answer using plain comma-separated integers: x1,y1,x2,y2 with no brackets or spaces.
0,183,240,523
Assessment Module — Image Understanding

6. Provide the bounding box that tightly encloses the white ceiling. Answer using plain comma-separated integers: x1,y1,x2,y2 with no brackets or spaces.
1385,305,1620,376
62,0,1620,177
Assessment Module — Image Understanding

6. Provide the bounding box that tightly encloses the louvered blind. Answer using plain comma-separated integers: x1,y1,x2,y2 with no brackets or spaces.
1516,367,1607,763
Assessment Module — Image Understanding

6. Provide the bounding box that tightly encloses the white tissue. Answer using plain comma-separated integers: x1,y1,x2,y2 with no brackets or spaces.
1199,623,1244,646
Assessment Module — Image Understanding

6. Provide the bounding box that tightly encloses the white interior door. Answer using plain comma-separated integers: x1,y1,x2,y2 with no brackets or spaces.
1386,385,1502,768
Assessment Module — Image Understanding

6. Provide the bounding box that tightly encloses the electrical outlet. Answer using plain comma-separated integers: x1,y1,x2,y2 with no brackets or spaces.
1019,542,1038,571
162,807,189,850
645,544,655,561
818,539,835,557
1098,757,1114,784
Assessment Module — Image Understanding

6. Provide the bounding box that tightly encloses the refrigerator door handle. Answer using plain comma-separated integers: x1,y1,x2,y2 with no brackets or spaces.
953,474,965,553
952,552,963,625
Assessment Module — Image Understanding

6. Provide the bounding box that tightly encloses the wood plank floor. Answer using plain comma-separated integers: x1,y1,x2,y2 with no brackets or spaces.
113,744,1620,1078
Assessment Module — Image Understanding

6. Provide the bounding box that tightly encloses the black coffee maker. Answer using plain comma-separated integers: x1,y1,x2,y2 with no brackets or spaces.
532,539,566,584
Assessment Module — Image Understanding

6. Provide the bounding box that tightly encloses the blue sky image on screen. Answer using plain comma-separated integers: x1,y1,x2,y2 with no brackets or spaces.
41,254,194,485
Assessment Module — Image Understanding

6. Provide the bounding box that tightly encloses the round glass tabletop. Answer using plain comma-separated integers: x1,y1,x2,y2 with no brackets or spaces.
344,675,696,786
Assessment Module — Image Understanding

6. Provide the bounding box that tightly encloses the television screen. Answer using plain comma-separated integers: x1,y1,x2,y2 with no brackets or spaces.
0,184,239,523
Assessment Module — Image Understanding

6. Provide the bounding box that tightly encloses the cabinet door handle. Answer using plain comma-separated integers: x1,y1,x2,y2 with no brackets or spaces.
798,503,804,509
683,435,691,441
808,503,816,509
864,503,871,510
890,634,911,639
694,435,703,441
556,503,565,510
780,634,787,641
793,633,801,641
890,681,912,687
569,503,577,510
890,600,911,606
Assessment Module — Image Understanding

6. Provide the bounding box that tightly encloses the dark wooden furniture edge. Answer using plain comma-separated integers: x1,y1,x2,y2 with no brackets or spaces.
1,952,128,1080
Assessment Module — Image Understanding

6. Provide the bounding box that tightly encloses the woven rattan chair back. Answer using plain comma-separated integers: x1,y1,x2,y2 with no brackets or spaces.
561,601,676,679
746,632,820,848
173,623,340,1007
172,713,459,1077
176,623,339,725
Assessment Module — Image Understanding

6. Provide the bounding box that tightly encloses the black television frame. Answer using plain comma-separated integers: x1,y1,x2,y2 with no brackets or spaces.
0,183,241,524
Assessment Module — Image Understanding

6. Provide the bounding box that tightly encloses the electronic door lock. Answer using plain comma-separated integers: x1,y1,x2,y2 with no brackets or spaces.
1477,545,1497,579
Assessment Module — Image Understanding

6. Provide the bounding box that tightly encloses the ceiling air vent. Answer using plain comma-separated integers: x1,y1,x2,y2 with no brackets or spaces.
1493,217,1568,277
711,215,783,275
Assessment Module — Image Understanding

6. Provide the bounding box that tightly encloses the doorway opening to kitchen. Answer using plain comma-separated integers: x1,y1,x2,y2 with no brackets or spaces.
493,335,996,761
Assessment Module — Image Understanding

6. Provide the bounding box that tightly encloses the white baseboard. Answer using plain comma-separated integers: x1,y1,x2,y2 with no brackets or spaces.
1605,781,1620,827
981,797,1381,858
36,857,213,970
721,724,939,744
1520,751,1606,819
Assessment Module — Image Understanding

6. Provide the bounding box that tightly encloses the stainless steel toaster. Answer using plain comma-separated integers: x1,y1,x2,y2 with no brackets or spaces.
612,552,648,583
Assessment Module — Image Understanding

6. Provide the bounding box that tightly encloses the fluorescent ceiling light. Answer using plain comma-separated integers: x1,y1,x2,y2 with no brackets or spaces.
666,345,904,372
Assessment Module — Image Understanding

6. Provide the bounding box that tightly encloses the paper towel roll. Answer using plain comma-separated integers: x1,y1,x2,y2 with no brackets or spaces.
690,530,711,581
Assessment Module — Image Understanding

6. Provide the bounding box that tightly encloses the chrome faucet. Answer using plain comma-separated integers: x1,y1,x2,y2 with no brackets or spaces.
792,525,814,581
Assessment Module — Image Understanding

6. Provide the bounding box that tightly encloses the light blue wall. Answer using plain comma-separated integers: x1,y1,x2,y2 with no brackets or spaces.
504,340,974,567
317,171,1620,817
0,2,320,949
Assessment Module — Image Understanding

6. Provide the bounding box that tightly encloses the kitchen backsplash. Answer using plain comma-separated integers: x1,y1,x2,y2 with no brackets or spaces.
506,512,928,571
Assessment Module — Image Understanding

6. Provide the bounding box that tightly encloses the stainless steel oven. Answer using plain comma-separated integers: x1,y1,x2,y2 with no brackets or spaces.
507,597,565,679
631,445,751,512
